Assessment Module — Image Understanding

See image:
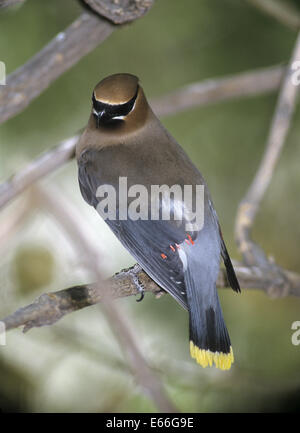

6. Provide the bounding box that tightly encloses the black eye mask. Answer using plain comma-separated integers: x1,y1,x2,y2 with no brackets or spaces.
92,86,139,123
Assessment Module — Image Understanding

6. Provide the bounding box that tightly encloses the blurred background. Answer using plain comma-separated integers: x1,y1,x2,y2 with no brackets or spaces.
0,0,300,413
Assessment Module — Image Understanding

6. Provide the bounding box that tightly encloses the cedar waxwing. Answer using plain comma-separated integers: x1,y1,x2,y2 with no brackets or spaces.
76,73,240,370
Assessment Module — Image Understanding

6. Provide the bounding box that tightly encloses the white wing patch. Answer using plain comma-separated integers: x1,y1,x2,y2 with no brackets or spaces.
178,248,188,271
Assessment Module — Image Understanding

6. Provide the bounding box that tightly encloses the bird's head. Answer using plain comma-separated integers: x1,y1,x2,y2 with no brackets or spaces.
92,73,142,128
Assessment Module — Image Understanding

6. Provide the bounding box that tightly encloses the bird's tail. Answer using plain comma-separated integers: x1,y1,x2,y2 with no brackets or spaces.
184,264,234,370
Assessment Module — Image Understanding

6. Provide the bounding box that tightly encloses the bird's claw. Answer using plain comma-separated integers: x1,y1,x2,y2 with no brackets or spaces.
131,270,145,302
135,288,144,302
117,264,145,302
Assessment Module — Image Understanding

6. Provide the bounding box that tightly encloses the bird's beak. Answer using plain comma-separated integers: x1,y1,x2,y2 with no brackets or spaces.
94,110,105,128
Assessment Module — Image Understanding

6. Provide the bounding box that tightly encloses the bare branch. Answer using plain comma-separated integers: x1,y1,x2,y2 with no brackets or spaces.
0,12,114,124
247,0,300,30
0,65,285,211
2,261,300,333
0,135,78,210
1,266,162,332
235,31,300,293
151,64,284,117
83,0,155,24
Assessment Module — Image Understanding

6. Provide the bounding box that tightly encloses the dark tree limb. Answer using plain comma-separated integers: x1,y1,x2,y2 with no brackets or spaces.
0,12,114,124
83,0,155,24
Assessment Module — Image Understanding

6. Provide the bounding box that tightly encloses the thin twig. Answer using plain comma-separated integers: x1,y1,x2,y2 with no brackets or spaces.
0,12,114,124
32,185,178,413
0,65,285,211
0,135,78,210
235,31,300,293
247,0,300,30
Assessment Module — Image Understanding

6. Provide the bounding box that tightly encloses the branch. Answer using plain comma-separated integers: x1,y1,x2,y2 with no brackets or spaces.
82,0,155,24
0,135,78,209
0,65,285,211
0,12,114,124
1,265,163,332
151,64,284,117
2,261,300,333
235,31,300,294
247,0,300,30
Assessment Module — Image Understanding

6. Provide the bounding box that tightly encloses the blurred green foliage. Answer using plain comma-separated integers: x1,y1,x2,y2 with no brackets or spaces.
0,0,300,413
13,244,55,294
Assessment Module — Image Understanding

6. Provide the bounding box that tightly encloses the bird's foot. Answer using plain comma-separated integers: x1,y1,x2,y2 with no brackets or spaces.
130,263,145,302
118,263,145,302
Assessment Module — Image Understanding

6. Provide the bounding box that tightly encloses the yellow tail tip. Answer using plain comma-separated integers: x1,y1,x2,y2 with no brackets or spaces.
190,341,234,370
